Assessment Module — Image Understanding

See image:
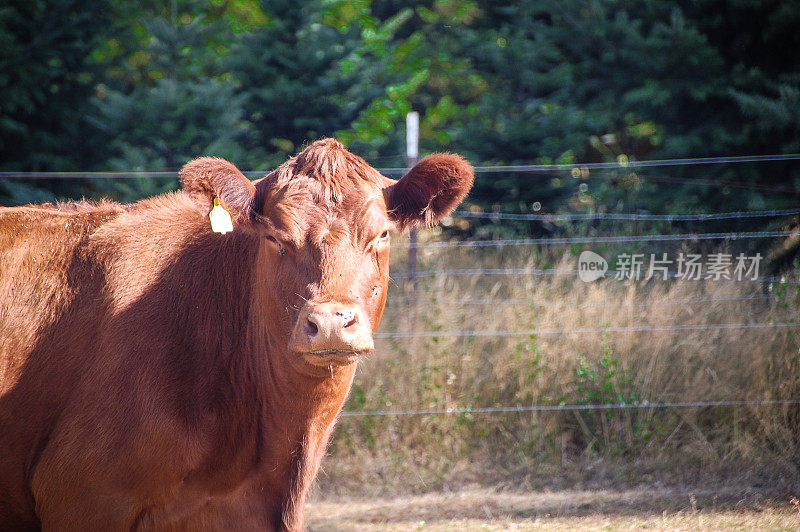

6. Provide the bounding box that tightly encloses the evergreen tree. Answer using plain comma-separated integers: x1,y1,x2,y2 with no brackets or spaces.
226,0,364,168
88,1,260,201
332,0,486,164
332,0,800,231
0,0,116,203
3,0,799,223
695,0,800,154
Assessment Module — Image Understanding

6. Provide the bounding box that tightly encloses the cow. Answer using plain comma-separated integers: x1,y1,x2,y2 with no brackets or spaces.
0,138,474,531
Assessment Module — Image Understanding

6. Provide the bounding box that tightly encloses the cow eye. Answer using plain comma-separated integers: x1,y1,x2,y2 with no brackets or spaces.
266,235,286,255
369,229,390,250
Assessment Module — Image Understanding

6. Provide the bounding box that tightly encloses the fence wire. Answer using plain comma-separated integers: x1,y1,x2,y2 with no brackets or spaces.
452,207,800,222
376,153,800,175
3,152,799,178
391,268,799,286
394,230,796,249
387,294,776,307
5,160,800,423
373,321,800,339
339,399,800,417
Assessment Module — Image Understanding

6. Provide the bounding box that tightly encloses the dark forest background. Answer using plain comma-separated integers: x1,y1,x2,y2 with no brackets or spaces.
2,0,800,239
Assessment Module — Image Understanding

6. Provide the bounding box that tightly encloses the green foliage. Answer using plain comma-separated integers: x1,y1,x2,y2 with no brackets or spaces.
225,0,366,167
85,2,263,202
571,341,641,407
334,1,486,162
0,0,115,173
2,0,800,223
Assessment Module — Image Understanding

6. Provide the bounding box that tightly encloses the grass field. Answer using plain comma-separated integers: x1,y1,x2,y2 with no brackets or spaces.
307,487,800,531
311,237,800,527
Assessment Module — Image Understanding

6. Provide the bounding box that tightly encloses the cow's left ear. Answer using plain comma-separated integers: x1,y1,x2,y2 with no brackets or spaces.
180,157,256,228
383,153,474,230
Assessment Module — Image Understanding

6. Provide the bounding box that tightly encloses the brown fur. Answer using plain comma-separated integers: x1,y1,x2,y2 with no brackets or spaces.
0,139,473,531
384,153,474,230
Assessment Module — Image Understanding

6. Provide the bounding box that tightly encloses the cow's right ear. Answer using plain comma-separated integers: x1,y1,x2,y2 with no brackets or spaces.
180,157,256,228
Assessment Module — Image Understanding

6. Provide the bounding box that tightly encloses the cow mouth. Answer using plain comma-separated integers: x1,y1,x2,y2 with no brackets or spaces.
302,349,371,366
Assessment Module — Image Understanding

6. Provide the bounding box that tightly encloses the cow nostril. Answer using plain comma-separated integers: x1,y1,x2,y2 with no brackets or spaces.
305,317,319,336
335,310,358,329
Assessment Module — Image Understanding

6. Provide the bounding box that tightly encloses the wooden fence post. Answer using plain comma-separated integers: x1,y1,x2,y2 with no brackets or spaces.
406,111,419,304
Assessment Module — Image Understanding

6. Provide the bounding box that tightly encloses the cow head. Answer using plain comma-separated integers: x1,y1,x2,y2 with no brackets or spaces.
181,139,473,373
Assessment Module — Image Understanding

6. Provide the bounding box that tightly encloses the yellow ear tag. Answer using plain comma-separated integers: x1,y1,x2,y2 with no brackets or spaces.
209,198,234,234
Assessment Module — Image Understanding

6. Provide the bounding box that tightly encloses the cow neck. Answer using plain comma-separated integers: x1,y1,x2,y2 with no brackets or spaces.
246,247,358,527
249,284,358,443
262,355,356,530
158,227,266,423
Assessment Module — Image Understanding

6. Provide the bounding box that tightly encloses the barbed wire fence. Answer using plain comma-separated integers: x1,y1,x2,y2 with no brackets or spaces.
370,154,800,418
4,153,800,418
339,400,800,418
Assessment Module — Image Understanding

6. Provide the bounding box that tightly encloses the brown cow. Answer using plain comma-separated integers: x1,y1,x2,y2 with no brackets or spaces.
0,139,473,530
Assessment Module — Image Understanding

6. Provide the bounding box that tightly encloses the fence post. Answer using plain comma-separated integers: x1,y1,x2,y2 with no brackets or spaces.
406,111,419,304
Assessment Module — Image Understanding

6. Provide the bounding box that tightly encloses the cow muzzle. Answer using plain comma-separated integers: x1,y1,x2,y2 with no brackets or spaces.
289,302,374,366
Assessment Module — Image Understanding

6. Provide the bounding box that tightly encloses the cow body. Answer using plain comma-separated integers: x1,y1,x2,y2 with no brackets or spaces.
0,140,473,530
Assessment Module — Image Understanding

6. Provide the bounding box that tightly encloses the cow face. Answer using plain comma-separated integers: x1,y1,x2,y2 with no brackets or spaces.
181,139,473,371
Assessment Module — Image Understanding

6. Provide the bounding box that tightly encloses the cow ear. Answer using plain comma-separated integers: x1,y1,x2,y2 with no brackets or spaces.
180,157,256,227
383,153,474,230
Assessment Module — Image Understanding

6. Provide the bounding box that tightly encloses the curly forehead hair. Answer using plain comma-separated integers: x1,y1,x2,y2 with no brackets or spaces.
263,139,391,204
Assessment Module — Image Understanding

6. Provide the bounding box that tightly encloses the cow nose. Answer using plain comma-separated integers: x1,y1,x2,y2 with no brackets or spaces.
290,302,374,355
305,309,357,337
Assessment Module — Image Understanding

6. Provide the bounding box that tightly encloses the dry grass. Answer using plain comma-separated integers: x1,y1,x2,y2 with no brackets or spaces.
317,235,800,500
307,487,800,531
